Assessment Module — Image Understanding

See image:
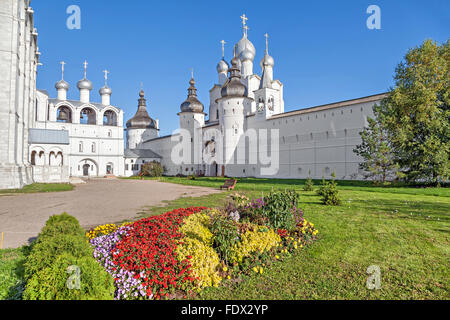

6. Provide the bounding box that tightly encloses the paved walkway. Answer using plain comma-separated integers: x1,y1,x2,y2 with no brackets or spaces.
0,179,220,249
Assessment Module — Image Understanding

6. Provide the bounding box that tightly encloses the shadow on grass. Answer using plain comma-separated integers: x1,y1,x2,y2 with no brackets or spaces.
348,198,450,222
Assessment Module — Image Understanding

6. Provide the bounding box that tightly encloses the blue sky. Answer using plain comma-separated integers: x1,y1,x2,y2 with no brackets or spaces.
33,0,449,136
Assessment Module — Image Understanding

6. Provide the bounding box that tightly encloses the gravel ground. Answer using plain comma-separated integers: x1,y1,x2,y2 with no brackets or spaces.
0,179,220,249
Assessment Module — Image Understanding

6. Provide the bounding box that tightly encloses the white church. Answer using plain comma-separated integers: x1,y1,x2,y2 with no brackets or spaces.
0,0,386,190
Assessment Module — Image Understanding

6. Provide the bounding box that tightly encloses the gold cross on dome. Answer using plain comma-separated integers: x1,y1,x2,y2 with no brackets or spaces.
220,40,226,58
244,25,249,38
240,14,248,27
264,33,269,54
83,60,88,78
60,61,66,80
103,70,109,86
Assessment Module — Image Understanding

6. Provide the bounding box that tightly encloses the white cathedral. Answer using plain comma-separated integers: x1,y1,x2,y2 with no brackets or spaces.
0,0,386,190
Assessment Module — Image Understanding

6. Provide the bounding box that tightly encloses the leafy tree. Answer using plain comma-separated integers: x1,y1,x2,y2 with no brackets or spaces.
385,40,449,184
140,161,164,177
354,109,399,184
357,39,449,184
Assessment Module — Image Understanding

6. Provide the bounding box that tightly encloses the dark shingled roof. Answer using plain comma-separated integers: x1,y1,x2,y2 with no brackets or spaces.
127,90,158,129
124,149,162,159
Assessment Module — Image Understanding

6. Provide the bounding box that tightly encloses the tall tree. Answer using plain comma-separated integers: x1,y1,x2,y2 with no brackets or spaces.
354,106,399,184
361,39,449,184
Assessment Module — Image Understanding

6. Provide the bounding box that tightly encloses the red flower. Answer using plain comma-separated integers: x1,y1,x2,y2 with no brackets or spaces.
112,207,207,297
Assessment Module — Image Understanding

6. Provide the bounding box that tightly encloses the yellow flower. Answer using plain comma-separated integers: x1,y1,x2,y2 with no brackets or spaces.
275,255,280,259
223,267,228,272
253,267,259,273
260,267,263,274
227,276,231,280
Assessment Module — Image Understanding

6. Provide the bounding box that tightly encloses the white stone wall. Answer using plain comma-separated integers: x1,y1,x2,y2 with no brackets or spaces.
127,128,158,149
0,0,37,189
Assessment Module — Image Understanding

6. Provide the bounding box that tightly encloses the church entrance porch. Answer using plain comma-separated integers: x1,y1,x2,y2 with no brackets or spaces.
83,164,90,176
78,159,98,177
106,163,114,175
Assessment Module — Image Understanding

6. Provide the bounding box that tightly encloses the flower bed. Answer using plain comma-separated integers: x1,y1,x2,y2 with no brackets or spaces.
87,190,319,300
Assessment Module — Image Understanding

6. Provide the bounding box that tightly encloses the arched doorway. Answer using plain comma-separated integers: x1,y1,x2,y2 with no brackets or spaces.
83,164,90,176
106,163,114,175
79,159,98,177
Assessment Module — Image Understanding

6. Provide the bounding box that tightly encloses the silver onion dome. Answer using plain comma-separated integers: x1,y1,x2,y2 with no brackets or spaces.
217,59,230,73
99,86,112,96
126,90,157,129
180,78,204,113
235,37,256,61
239,47,255,62
260,53,275,68
77,78,93,90
55,79,69,90
221,56,246,98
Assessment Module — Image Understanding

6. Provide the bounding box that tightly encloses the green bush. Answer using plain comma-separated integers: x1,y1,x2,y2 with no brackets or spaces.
262,190,299,230
320,173,341,206
23,253,114,300
304,177,314,192
210,213,239,263
317,176,326,197
45,212,80,226
23,213,115,300
24,234,92,281
37,221,85,243
140,161,164,177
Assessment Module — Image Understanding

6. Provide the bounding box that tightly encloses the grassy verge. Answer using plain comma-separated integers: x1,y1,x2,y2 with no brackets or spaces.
0,247,27,300
0,183,74,195
124,176,450,197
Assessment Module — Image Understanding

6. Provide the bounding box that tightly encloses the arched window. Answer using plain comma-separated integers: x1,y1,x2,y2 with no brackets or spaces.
80,107,96,125
103,110,117,126
79,142,83,153
92,143,96,153
49,151,55,166
57,152,64,166
56,106,72,123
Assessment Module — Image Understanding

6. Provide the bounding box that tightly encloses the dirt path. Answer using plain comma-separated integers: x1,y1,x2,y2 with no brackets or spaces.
0,179,220,249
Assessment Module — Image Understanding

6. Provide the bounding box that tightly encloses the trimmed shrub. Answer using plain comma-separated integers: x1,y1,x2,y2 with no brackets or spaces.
23,253,114,300
37,221,85,243
24,234,92,281
140,161,164,177
23,213,115,300
45,212,80,227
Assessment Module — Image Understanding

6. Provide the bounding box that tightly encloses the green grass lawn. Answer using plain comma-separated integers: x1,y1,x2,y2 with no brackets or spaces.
0,183,74,195
127,177,450,300
0,248,27,300
1,177,448,300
